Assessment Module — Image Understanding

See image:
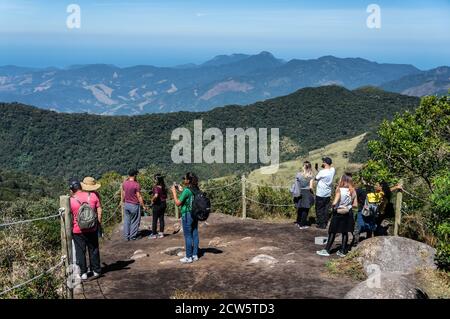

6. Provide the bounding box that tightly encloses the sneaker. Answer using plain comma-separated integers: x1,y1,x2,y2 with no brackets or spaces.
316,249,330,257
180,257,193,264
299,226,310,230
192,255,199,261
81,273,88,280
149,234,157,239
158,232,164,239
93,272,101,278
336,251,347,258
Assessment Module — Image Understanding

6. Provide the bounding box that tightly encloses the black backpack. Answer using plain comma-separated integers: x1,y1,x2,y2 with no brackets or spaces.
189,187,211,221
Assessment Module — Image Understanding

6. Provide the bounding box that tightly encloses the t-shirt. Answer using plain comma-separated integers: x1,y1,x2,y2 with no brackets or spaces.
179,188,194,217
153,186,167,204
123,179,141,205
315,167,335,198
70,191,100,234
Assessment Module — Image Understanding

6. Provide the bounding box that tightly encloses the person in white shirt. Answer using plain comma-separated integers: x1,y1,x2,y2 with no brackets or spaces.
314,157,335,229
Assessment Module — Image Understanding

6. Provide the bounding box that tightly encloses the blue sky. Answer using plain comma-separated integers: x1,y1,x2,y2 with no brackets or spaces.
1,0,449,69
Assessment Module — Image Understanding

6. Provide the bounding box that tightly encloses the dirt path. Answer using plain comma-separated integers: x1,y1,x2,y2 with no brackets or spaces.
76,213,358,299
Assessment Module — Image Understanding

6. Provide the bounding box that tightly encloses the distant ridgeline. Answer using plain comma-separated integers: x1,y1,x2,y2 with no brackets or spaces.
0,85,419,180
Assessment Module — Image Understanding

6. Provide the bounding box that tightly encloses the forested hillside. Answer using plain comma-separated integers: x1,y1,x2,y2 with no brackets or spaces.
0,85,419,179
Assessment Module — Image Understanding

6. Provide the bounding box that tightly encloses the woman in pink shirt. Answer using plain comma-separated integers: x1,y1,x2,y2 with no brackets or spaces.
69,179,102,280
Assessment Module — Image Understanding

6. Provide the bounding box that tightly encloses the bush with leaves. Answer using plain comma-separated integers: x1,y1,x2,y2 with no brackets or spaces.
431,171,450,270
359,93,450,269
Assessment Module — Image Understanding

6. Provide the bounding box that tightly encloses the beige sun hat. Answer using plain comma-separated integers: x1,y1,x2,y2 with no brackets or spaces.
81,177,101,191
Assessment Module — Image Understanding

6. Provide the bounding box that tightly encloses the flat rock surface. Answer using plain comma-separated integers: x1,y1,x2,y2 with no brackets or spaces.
76,213,358,299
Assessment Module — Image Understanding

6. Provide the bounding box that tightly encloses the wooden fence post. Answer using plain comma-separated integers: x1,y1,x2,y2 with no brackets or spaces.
242,175,246,219
60,195,73,299
394,186,403,236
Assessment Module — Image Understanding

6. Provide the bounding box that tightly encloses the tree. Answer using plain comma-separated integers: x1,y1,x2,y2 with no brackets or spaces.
365,94,449,192
360,93,450,269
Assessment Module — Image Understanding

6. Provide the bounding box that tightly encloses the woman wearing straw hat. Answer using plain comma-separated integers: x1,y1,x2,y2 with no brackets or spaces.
81,177,103,236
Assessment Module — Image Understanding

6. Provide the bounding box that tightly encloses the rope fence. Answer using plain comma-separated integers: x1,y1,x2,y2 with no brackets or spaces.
0,212,62,228
245,179,290,189
202,180,241,191
244,196,295,207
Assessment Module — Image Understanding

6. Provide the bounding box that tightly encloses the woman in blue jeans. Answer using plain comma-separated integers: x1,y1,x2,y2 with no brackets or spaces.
171,172,200,264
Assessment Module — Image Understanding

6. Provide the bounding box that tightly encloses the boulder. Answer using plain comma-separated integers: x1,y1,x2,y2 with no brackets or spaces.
130,253,149,260
161,246,185,256
249,254,278,265
345,272,428,299
355,236,436,275
208,237,222,247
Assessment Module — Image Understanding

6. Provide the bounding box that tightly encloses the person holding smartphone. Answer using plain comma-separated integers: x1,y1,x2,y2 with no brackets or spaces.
171,172,200,264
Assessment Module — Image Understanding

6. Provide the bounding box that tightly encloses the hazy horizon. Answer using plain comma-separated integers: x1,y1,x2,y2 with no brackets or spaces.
1,0,449,70
2,51,446,71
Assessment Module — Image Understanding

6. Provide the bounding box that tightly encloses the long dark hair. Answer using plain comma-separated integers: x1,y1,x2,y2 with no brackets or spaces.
154,174,167,195
380,181,392,202
184,172,199,190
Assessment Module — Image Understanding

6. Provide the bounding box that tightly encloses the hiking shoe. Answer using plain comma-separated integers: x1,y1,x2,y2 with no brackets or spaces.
316,249,330,257
149,234,157,239
180,257,193,264
336,251,347,258
81,273,88,280
158,232,164,239
192,255,199,261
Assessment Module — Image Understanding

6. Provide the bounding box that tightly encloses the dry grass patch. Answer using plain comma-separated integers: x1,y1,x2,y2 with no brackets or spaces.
325,251,367,281
415,268,450,299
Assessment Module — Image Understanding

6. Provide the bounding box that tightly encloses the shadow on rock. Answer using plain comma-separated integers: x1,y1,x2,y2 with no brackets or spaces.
101,260,135,274
199,248,223,257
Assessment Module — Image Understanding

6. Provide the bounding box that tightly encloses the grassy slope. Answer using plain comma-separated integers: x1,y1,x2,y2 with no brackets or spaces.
248,133,366,186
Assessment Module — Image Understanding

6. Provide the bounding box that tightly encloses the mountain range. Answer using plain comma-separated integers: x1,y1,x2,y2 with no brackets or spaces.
0,52,444,115
0,85,419,179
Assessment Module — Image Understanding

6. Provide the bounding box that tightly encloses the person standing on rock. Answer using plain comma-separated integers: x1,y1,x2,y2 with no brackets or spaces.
171,172,200,264
293,161,315,229
314,157,335,229
121,169,148,241
149,174,167,239
317,174,357,257
69,179,102,280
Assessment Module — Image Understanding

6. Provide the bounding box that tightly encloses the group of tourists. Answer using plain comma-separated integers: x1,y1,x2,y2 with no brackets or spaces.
121,169,202,263
290,157,402,258
67,156,401,280
68,170,203,280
